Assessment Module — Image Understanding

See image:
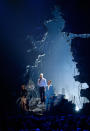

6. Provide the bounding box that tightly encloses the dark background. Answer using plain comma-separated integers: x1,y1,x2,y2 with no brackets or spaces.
0,0,90,120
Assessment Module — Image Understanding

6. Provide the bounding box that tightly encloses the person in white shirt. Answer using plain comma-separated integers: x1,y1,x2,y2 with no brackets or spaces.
37,73,47,104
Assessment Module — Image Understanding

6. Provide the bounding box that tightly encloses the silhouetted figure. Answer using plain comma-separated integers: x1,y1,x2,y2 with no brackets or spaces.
20,84,27,97
20,85,28,112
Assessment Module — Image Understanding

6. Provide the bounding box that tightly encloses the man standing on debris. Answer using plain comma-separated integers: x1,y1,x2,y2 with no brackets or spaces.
45,80,54,111
38,73,47,104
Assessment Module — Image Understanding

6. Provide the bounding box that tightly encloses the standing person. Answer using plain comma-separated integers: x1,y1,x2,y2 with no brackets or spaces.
45,80,54,111
20,84,27,97
38,73,47,104
20,84,28,112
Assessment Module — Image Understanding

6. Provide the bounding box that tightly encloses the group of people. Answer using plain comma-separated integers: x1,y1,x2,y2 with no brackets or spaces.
19,73,55,112
38,73,54,111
